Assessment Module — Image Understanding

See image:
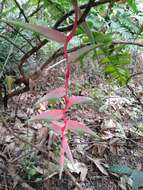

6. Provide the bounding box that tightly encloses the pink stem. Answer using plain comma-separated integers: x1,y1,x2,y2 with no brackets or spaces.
60,3,78,177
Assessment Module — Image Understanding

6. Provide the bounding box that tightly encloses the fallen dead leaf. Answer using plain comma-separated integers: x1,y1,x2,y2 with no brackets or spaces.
87,156,108,176
67,160,88,181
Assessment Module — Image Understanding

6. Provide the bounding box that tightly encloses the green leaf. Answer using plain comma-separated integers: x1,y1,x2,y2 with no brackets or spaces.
127,0,138,13
93,32,112,45
131,170,143,190
109,164,133,175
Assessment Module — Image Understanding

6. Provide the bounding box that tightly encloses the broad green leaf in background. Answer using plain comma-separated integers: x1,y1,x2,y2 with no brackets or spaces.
109,164,143,190
93,32,112,45
131,170,143,190
109,164,132,175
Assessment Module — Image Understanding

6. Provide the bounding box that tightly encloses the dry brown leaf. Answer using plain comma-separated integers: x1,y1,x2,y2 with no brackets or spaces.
80,164,88,182
101,130,115,140
87,156,108,176
37,127,49,145
67,160,88,181
91,143,107,157
103,119,116,129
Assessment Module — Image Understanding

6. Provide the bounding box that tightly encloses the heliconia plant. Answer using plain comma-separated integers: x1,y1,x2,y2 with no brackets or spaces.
5,0,96,178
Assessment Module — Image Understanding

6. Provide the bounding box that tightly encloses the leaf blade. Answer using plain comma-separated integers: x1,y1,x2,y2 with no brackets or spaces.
67,119,96,136
29,109,64,122
68,45,95,63
36,87,66,105
3,20,66,44
67,96,93,108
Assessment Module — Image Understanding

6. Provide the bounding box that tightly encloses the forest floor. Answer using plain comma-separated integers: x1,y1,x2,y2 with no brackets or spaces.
0,61,143,190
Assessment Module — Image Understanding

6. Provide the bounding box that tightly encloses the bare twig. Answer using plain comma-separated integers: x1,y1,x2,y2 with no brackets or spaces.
54,0,110,30
112,40,143,47
57,0,95,32
5,23,34,47
28,5,43,18
17,0,110,78
0,34,25,54
14,0,29,22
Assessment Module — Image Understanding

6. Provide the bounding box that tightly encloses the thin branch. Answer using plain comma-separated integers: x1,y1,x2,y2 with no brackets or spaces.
112,40,143,47
54,0,110,30
17,0,110,78
14,0,29,22
18,39,47,77
0,34,25,54
56,0,97,32
8,38,143,97
28,4,43,18
6,23,34,47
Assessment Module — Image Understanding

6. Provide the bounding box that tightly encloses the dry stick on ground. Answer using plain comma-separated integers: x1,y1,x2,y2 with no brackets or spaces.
1,117,83,190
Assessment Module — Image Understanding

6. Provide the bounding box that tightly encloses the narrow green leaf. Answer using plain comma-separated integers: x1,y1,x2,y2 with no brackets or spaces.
127,0,138,13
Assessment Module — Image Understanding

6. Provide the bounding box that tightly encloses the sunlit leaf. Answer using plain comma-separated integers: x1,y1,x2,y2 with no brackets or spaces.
3,20,66,44
127,0,138,12
36,87,66,105
66,119,96,136
67,96,93,108
68,45,95,63
29,109,64,122
5,75,15,93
